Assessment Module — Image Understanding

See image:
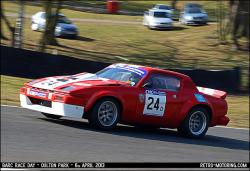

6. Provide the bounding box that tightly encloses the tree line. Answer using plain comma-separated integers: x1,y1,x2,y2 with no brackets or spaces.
1,0,62,52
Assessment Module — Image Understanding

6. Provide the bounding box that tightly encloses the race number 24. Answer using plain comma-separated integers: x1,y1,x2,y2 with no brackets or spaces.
143,91,166,117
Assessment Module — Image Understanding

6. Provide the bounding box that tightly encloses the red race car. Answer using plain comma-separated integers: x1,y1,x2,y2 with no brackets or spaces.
20,63,229,138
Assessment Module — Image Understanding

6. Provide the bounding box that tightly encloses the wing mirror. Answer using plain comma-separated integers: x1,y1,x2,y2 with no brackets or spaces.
142,82,152,89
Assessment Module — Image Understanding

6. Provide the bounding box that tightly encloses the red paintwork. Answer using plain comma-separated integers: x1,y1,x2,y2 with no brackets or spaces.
20,64,229,128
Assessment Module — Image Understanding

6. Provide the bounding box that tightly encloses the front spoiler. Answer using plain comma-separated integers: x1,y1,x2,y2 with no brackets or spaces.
20,94,84,119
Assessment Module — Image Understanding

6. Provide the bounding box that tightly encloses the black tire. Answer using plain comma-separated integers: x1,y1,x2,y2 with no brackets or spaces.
177,107,209,138
88,98,120,131
41,113,62,119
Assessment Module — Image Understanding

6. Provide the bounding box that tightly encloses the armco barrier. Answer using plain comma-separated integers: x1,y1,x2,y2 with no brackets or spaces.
171,68,241,92
1,45,241,92
1,45,110,78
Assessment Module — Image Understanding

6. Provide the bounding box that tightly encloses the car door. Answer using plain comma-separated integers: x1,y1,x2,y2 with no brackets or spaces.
136,72,182,126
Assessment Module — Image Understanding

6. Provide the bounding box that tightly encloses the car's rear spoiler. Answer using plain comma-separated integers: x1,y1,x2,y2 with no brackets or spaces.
197,86,227,99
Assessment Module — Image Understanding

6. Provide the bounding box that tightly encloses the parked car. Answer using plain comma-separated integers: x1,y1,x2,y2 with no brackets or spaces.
143,9,173,29
179,3,208,25
20,63,229,138
31,12,78,38
152,4,174,17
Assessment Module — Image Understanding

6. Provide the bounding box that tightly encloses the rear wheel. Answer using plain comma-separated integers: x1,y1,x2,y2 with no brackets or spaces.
177,107,209,138
88,98,120,131
41,113,62,119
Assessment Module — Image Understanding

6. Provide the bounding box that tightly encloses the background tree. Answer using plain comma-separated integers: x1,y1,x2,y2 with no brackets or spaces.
171,0,178,10
39,0,62,52
13,0,25,48
0,1,15,45
228,0,249,50
217,0,227,44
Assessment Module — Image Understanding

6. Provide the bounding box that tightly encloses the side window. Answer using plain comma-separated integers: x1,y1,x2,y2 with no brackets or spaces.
147,74,180,92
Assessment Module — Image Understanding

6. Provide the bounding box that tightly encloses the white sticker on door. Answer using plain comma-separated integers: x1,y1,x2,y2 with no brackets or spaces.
143,90,166,117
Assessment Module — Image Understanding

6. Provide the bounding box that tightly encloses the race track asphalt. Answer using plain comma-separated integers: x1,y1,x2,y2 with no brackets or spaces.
1,106,249,162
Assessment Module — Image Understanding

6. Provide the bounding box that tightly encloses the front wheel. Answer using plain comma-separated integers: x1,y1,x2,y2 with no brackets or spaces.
88,98,120,131
177,107,209,138
41,113,62,119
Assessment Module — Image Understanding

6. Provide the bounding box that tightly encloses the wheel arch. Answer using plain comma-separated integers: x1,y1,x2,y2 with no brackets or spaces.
83,95,123,119
188,104,213,122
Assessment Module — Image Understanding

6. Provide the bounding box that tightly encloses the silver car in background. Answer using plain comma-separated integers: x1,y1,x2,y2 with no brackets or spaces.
31,12,78,38
179,4,208,25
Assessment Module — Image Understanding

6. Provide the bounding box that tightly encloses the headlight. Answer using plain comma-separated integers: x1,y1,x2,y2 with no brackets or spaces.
184,16,193,20
55,26,62,32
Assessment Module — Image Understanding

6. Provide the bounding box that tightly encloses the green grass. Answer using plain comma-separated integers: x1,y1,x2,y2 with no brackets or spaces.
1,75,31,106
1,75,249,128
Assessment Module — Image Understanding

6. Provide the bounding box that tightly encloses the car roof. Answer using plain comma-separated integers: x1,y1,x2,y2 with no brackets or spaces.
154,4,171,7
149,9,170,13
144,66,189,79
35,11,65,16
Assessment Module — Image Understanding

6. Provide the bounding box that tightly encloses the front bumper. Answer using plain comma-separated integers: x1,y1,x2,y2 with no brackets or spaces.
149,24,173,29
56,30,78,37
20,94,84,119
183,19,208,25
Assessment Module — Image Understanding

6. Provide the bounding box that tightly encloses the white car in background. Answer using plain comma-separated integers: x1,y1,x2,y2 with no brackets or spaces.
143,9,173,29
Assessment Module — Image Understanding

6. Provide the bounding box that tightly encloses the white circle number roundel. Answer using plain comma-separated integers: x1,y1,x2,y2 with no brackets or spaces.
143,90,166,117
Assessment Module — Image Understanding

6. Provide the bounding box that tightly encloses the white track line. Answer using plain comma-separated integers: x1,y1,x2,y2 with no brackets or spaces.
1,169,28,170
216,126,249,130
1,104,23,109
1,104,249,130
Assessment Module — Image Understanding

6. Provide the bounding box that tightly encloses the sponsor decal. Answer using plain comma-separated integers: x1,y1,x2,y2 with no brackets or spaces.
143,89,166,117
194,94,206,102
108,64,147,77
31,73,97,90
29,90,47,98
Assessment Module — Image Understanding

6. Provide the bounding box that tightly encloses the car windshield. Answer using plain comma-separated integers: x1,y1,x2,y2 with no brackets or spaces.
57,16,71,24
153,12,170,18
186,8,202,14
96,67,144,86
157,5,171,10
